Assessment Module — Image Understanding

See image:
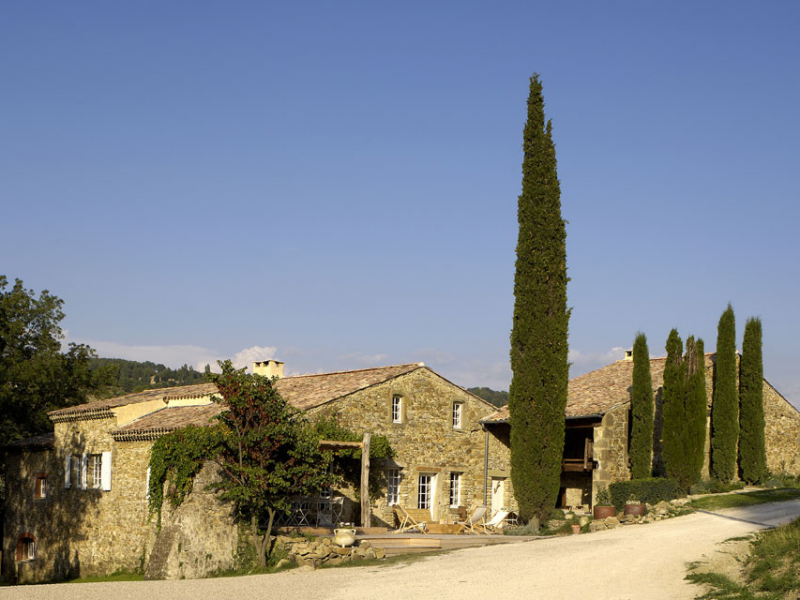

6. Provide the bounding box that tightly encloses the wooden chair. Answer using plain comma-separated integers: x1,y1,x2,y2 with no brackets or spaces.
456,505,488,535
392,505,428,534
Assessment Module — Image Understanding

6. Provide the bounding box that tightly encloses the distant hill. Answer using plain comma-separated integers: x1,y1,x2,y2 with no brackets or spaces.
89,358,208,396
467,387,508,407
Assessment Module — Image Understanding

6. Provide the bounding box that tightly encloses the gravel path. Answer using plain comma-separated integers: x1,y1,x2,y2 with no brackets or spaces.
12,500,800,600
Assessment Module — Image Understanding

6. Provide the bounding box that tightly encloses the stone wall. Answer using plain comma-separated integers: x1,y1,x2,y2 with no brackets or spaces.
144,463,238,580
306,368,504,524
763,381,800,476
2,417,156,583
592,404,629,503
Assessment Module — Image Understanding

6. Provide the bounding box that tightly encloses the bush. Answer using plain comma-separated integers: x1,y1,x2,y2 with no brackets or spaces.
689,479,745,495
609,478,683,510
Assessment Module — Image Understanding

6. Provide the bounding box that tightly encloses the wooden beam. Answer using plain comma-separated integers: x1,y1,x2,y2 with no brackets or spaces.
360,433,371,527
318,440,363,450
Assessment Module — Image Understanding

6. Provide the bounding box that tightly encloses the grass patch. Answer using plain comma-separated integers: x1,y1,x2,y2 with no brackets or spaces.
65,570,144,584
691,488,800,511
687,516,800,599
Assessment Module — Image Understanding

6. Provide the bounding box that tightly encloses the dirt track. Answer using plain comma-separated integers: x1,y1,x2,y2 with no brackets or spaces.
12,500,800,600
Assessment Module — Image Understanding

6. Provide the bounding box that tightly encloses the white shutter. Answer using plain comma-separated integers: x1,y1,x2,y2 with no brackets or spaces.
145,466,151,499
64,455,71,489
81,454,88,490
101,451,112,491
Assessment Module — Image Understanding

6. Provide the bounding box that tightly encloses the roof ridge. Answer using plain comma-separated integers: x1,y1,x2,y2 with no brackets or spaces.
282,362,423,380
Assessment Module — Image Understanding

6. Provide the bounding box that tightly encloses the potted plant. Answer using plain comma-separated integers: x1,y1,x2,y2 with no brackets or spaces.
623,495,646,517
592,487,616,519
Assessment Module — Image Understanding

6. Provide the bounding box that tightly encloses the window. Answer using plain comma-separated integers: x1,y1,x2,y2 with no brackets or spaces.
387,469,400,505
392,395,402,423
74,454,85,489
91,454,102,489
417,474,434,510
16,534,36,562
449,472,461,507
452,402,463,429
34,474,47,499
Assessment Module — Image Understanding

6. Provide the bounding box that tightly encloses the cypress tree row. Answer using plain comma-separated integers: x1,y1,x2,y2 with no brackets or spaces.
509,74,570,526
711,304,738,482
687,337,708,486
662,330,686,487
630,333,654,479
739,317,766,483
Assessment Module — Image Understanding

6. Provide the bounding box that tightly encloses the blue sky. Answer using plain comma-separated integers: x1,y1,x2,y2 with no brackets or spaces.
3,2,799,407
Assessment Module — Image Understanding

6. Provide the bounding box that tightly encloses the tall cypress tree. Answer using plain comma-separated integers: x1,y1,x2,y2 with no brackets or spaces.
662,330,688,489
739,317,766,483
630,333,654,479
687,337,708,486
712,304,738,482
509,74,569,526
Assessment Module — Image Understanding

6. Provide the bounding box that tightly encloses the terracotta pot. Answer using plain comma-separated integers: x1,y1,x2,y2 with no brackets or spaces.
571,523,581,535
333,528,356,548
592,505,616,520
624,503,646,517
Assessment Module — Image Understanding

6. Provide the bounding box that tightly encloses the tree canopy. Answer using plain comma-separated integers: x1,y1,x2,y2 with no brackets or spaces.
629,333,654,479
739,317,766,483
0,276,112,444
711,304,738,482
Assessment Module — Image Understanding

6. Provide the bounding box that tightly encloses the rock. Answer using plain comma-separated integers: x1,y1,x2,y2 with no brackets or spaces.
320,537,333,546
374,548,386,559
604,516,620,526
294,544,312,555
564,513,574,521
579,516,590,527
275,558,293,570
671,498,691,506
546,519,566,530
332,546,351,555
359,541,372,550
655,501,671,512
589,522,606,532
365,548,376,560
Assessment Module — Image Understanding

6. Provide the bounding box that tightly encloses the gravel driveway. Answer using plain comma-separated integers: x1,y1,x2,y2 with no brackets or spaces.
12,500,800,600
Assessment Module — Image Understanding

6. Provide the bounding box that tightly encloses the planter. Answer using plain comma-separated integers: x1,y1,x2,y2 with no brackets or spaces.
333,528,357,548
592,505,616,520
624,503,646,517
571,523,581,535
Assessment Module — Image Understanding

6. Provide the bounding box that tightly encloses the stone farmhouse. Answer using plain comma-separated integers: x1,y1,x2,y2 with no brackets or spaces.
2,361,513,583
483,352,800,507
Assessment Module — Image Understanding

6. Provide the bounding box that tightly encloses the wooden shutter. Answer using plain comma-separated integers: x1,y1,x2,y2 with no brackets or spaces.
81,454,88,490
101,451,112,491
64,455,71,489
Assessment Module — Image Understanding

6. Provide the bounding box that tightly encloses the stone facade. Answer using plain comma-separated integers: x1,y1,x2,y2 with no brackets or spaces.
591,404,630,502
763,380,800,476
2,364,510,583
2,417,155,583
306,368,513,525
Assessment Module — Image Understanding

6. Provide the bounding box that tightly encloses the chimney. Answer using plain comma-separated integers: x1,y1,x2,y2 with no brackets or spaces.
624,349,633,361
252,359,284,379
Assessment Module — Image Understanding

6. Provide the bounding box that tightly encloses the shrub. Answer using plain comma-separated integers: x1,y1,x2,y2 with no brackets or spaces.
595,487,612,506
609,478,683,510
689,479,745,495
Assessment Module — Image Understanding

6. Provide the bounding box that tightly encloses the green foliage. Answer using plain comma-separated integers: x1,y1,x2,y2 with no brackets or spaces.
467,387,509,407
690,479,745,495
630,333,654,479
509,74,570,526
0,276,113,445
595,486,612,506
89,357,208,396
210,361,334,566
739,317,766,483
691,488,800,511
312,416,394,499
662,332,707,491
712,304,739,483
609,478,682,510
147,425,221,523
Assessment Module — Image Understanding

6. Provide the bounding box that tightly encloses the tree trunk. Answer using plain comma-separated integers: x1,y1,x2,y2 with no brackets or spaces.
251,509,275,568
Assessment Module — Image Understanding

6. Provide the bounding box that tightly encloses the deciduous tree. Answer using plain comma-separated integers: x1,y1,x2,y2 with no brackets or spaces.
509,74,570,526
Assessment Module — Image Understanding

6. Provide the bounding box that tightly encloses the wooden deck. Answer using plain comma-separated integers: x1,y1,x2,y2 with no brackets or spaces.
275,526,539,557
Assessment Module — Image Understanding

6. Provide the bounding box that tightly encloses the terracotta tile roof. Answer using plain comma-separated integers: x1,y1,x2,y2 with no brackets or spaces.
48,383,218,420
3,432,56,451
482,354,716,423
102,363,424,439
112,404,226,441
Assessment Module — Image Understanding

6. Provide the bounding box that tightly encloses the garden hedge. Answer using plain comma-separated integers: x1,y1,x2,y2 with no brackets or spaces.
609,478,683,510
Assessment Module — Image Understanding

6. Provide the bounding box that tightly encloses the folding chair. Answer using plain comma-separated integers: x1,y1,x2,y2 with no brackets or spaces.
392,505,428,534
456,505,487,535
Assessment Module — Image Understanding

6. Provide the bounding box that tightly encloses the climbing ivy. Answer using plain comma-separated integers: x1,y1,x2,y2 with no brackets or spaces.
313,416,394,499
147,424,222,524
